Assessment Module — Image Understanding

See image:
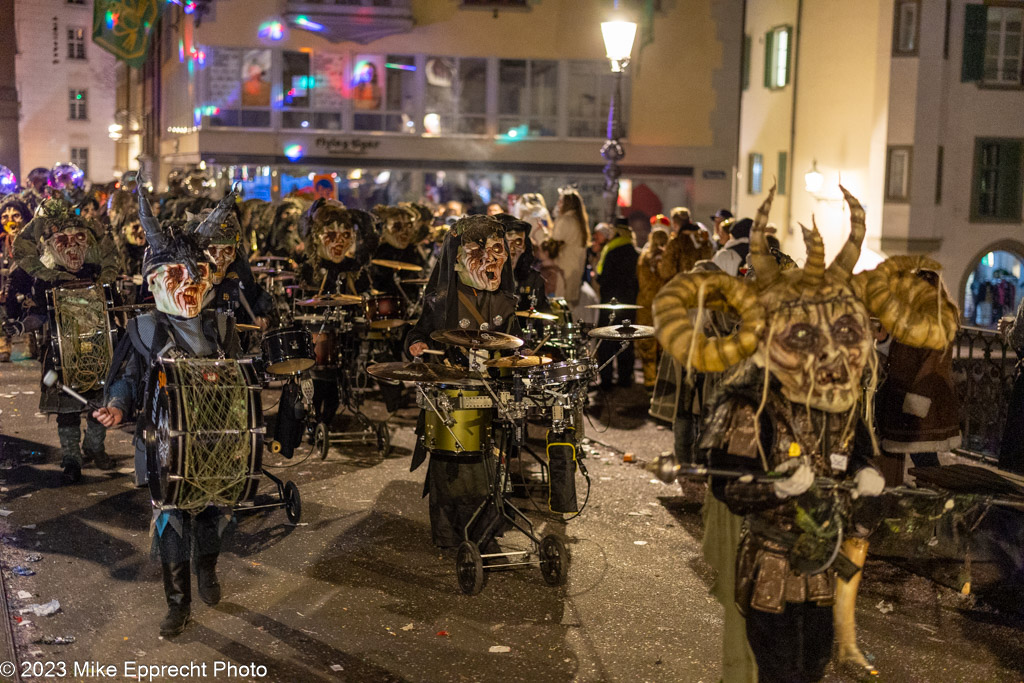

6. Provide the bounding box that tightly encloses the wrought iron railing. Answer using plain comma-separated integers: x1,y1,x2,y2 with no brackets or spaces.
950,325,1017,461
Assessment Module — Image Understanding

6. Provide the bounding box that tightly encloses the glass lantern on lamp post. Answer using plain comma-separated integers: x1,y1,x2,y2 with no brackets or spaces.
600,17,637,223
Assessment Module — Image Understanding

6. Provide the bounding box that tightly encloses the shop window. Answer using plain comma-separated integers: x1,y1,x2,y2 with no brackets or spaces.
67,27,87,60
893,0,920,56
963,4,1024,85
567,61,630,139
69,89,87,121
964,250,1024,327
748,153,763,194
205,48,272,128
353,55,418,134
424,56,487,135
971,138,1023,221
764,25,792,89
497,59,558,137
885,146,912,202
70,147,88,177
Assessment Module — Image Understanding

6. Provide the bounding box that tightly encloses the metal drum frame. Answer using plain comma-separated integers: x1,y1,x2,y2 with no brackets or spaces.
47,283,117,392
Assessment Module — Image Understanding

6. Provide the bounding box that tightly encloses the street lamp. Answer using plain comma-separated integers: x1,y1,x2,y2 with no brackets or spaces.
804,159,824,194
600,15,637,223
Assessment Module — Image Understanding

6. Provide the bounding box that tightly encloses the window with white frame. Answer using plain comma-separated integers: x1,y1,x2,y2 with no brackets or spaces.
764,25,792,89
353,55,418,134
885,146,912,201
985,6,1023,85
70,147,88,177
424,56,487,135
566,61,630,139
497,59,558,138
893,0,920,55
67,27,86,60
748,153,764,194
68,89,87,120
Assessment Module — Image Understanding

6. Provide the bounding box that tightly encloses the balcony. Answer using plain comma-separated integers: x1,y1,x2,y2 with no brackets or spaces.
284,0,414,44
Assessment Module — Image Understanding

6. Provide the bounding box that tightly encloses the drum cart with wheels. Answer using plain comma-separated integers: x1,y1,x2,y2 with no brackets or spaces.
234,468,302,524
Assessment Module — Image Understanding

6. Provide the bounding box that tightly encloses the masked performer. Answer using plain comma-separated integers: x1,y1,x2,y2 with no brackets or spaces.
93,191,239,637
407,215,518,549
493,213,548,313
658,206,714,283
20,168,51,211
654,187,957,682
108,188,149,288
369,204,427,293
297,202,378,426
636,220,671,388
267,197,307,260
14,199,120,481
1,195,33,361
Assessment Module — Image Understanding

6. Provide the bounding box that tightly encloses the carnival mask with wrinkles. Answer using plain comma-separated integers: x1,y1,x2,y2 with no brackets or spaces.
382,214,417,249
1,207,24,236
317,221,355,263
147,263,213,318
124,218,147,247
456,236,507,291
505,231,526,266
205,243,237,284
45,227,91,273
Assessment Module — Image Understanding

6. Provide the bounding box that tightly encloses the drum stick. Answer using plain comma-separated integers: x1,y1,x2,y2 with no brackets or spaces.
42,370,102,411
237,283,260,326
527,332,553,356
316,273,328,297
419,349,445,356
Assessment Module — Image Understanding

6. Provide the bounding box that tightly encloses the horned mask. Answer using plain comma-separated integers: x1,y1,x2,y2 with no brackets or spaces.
653,186,958,413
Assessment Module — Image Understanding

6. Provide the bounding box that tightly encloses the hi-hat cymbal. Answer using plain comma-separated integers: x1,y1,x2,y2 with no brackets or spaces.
371,259,423,272
483,354,552,368
431,329,524,351
585,298,643,311
367,361,482,386
588,323,655,340
111,303,155,312
515,310,558,322
295,294,362,307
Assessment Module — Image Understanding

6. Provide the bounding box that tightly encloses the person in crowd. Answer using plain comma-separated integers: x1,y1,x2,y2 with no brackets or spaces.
1000,299,1024,473
267,196,308,260
595,217,639,390
0,195,33,362
636,216,671,388
486,202,506,216
547,187,590,308
710,208,733,237
658,206,714,283
711,217,752,276
20,167,51,210
493,213,548,313
514,193,556,294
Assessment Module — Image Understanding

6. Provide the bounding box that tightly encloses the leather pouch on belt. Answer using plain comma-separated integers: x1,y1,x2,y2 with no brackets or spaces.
750,549,788,614
807,570,835,605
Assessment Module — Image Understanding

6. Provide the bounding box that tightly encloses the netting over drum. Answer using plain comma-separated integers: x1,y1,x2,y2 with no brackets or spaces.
176,359,251,510
53,286,113,392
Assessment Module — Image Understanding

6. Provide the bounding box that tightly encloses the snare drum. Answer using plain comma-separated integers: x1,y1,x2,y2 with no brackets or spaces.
363,294,407,330
422,386,492,453
262,327,315,376
524,359,596,387
146,356,263,510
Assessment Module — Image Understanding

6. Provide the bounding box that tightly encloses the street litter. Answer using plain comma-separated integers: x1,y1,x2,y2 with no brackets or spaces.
634,540,648,545
436,630,450,637
33,636,74,645
876,600,895,614
20,620,32,627
330,665,343,672
16,591,32,599
627,511,653,517
20,600,60,617
401,623,413,631
13,566,35,576
21,524,36,530
0,509,13,516
24,554,41,562
488,646,511,653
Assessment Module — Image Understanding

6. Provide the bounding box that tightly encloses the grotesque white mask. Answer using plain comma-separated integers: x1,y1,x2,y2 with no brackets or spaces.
45,227,91,272
317,221,355,263
147,263,213,318
205,243,237,284
456,236,507,291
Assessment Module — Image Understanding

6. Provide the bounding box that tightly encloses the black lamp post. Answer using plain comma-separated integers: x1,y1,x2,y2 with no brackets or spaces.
600,16,637,223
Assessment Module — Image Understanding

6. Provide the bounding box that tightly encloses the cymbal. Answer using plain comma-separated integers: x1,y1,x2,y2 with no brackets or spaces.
111,303,155,312
586,301,643,311
253,255,294,262
515,310,558,322
431,329,524,351
371,259,423,272
588,323,655,340
483,354,552,368
367,361,482,386
252,267,297,277
295,294,362,307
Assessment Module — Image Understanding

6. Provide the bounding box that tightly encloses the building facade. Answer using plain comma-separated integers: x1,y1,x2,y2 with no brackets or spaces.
737,0,1024,323
130,0,743,227
14,0,117,183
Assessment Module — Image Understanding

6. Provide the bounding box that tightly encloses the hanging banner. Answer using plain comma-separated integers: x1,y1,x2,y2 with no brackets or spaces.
92,0,161,69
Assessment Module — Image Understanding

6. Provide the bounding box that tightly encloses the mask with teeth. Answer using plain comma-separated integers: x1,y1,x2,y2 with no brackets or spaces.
205,243,236,284
124,218,147,247
317,221,355,263
148,263,213,318
45,226,92,273
2,207,25,237
379,208,417,249
456,236,507,291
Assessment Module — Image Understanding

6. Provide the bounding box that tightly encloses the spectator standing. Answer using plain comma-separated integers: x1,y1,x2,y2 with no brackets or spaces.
595,218,639,389
636,215,672,388
711,217,752,276
658,206,713,282
547,188,590,306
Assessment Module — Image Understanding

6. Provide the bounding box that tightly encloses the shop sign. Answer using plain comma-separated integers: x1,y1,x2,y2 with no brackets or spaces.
314,137,382,156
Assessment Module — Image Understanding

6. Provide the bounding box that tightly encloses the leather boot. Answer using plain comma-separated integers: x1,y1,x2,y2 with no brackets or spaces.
196,554,221,606
834,537,877,675
26,331,38,360
159,561,191,636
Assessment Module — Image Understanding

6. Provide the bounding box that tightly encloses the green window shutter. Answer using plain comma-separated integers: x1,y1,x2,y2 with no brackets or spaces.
742,35,751,90
961,4,987,82
778,151,788,195
999,140,1022,220
764,30,774,88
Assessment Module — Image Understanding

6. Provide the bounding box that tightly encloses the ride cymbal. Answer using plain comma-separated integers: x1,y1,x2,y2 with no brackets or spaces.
515,310,558,322
367,361,481,386
371,259,423,272
588,323,655,340
431,329,524,351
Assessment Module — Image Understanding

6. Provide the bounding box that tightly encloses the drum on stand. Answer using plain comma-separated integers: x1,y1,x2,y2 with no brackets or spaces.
363,294,407,330
46,283,117,393
420,385,493,454
261,327,315,376
146,356,263,510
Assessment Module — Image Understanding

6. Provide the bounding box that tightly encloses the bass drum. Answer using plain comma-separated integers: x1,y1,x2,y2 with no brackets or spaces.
147,357,263,510
364,294,407,330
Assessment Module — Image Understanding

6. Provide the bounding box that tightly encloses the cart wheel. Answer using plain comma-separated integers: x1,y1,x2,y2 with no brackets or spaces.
315,422,329,460
284,481,302,524
539,535,568,587
456,541,485,595
376,422,391,457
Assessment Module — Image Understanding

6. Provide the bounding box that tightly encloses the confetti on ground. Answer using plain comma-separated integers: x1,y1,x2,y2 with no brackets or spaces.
330,664,343,672
489,646,511,653
401,623,413,631
634,541,648,546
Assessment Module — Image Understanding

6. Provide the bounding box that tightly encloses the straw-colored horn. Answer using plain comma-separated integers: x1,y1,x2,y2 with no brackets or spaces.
828,185,866,281
749,185,779,290
800,218,826,289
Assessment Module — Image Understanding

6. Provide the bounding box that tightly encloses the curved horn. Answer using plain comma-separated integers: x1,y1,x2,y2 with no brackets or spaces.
800,218,826,288
137,187,170,254
193,182,240,240
749,185,779,290
851,255,958,349
828,185,866,280
653,272,766,372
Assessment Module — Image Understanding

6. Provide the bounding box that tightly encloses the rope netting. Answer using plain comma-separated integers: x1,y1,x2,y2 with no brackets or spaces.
53,286,113,392
174,359,252,510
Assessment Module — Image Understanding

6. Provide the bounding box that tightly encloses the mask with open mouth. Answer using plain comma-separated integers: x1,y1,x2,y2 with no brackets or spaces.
505,231,526,266
45,227,91,273
205,243,237,284
148,263,213,318
2,210,24,237
124,219,147,247
456,236,507,291
317,221,355,263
